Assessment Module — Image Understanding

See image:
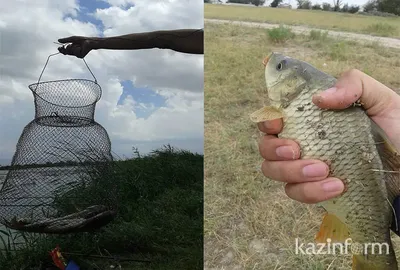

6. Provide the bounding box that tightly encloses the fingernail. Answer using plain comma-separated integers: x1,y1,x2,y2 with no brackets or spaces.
302,163,328,178
322,180,344,193
276,146,296,159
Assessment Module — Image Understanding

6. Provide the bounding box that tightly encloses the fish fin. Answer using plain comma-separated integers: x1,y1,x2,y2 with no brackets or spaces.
370,120,400,201
352,256,364,270
370,120,400,234
315,213,349,244
249,106,283,123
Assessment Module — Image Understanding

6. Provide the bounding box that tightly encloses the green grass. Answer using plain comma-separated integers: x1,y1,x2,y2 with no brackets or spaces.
308,30,329,41
0,145,203,270
204,4,400,38
267,25,295,44
364,22,398,36
204,22,400,269
328,41,350,61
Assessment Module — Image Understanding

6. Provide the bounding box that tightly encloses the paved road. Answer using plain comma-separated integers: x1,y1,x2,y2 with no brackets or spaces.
205,18,400,49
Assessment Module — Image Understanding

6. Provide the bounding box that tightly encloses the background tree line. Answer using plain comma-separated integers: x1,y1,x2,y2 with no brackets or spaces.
205,0,266,6
363,0,400,15
290,0,360,13
273,0,398,15
204,0,399,16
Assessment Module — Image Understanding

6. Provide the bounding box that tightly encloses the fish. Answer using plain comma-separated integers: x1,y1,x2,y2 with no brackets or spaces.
250,52,400,269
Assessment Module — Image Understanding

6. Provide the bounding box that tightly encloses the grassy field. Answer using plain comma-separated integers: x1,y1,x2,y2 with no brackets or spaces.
0,146,203,270
204,4,400,38
204,22,400,269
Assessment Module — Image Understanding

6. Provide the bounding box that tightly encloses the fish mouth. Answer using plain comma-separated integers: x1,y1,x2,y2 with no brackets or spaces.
263,54,270,91
262,55,270,67
263,52,276,67
263,53,280,103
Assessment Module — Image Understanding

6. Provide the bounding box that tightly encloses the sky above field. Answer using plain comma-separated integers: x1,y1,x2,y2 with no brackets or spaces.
0,0,204,164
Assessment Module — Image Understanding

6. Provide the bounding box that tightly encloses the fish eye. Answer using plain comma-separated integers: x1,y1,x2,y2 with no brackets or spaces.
276,61,285,71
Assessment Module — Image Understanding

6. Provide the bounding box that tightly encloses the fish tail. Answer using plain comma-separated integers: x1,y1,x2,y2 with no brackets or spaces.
352,248,398,270
352,255,396,270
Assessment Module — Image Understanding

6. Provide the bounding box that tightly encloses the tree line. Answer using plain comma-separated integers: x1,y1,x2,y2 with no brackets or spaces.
363,0,400,15
284,0,399,15
204,0,399,16
224,0,266,5
276,0,361,13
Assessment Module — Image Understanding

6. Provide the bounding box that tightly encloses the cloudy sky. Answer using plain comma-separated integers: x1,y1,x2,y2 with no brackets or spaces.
0,0,204,165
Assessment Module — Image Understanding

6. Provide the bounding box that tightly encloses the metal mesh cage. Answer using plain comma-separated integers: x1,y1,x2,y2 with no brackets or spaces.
0,54,117,233
31,79,101,121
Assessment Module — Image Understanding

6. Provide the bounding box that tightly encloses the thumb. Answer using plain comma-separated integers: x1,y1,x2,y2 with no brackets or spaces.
58,36,84,44
312,69,396,116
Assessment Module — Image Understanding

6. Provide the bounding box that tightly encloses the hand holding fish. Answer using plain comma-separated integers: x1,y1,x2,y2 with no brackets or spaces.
251,53,400,268
258,68,400,204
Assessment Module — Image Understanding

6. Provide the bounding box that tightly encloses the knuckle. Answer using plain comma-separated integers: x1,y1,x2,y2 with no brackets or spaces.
258,138,266,157
344,68,361,77
261,161,272,178
299,184,320,203
262,161,282,181
284,184,305,202
258,136,275,157
257,122,266,132
282,165,300,182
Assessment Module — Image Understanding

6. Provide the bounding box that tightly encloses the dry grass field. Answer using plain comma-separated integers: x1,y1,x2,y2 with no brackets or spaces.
204,22,400,269
204,4,400,38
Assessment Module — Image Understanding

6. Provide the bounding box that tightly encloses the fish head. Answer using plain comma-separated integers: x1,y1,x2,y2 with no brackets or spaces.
263,52,308,108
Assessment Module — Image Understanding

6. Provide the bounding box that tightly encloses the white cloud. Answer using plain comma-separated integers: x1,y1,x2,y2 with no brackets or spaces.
0,0,204,163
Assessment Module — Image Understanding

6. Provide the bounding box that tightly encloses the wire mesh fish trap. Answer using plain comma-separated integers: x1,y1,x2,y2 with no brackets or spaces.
0,53,117,233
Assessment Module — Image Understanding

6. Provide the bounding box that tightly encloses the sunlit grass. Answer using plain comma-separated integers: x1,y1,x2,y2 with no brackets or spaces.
205,4,400,38
0,146,203,270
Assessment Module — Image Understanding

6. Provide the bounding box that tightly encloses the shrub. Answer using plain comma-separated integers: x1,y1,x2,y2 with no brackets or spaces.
267,25,295,43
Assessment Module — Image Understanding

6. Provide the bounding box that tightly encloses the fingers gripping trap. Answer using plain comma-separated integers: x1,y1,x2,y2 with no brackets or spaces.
0,53,117,233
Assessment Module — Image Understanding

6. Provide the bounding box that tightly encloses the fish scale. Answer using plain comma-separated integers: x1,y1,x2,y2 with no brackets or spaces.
282,84,395,268
250,52,399,269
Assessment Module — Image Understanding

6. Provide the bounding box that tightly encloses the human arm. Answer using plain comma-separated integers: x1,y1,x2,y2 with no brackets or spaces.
58,28,204,58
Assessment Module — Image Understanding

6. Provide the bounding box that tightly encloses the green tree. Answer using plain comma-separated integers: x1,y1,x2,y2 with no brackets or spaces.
297,0,303,7
270,0,283,7
228,0,251,3
322,2,332,10
341,3,349,12
333,0,343,11
297,0,312,9
348,4,360,13
363,0,377,12
312,3,322,9
251,0,266,6
377,0,400,15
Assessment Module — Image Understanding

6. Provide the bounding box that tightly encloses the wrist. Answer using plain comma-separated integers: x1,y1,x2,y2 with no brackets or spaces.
89,37,105,50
